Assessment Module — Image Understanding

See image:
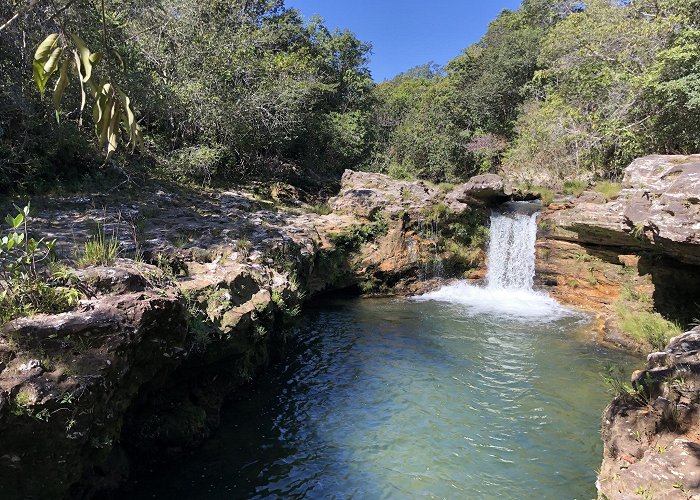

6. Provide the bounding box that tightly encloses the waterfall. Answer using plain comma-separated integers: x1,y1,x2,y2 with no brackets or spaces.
414,202,572,321
485,211,538,291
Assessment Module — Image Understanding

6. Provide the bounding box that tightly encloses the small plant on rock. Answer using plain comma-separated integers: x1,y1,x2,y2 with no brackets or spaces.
563,180,587,196
594,181,622,201
76,223,120,267
0,203,79,321
615,303,682,351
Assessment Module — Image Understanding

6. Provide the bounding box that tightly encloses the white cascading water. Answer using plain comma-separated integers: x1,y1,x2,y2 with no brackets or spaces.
485,211,538,290
415,204,572,320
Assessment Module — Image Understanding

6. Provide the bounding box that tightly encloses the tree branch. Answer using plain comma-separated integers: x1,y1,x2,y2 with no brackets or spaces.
0,0,46,32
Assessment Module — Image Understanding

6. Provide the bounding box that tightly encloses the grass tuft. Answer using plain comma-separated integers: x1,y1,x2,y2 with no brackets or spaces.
76,225,120,267
615,304,682,351
594,181,622,201
563,179,588,196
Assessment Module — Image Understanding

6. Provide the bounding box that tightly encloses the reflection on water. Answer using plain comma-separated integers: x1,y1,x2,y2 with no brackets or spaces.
127,297,638,499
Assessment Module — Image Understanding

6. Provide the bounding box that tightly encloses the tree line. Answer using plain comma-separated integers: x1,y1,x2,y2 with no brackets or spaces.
1,0,699,192
0,0,374,192
369,0,700,185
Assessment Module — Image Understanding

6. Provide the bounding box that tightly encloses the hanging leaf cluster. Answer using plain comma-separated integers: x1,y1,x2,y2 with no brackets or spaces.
33,33,143,157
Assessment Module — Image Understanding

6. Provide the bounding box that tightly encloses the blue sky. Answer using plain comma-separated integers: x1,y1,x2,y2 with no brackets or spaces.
286,0,523,81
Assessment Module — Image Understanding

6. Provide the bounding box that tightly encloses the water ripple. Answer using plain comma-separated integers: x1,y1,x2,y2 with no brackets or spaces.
127,298,639,500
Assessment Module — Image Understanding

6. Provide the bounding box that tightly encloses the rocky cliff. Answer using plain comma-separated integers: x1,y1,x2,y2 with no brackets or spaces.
0,171,496,498
553,155,700,266
2,158,698,499
535,155,700,352
597,326,700,499
524,154,700,499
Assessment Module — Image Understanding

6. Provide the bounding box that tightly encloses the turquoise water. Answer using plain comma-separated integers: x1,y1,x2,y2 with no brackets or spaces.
128,297,638,499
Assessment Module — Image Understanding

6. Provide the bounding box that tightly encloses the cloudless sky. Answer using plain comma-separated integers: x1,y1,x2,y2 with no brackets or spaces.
286,0,523,82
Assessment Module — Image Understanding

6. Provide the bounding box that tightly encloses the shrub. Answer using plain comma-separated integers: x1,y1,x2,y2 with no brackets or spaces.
168,145,230,186
420,203,450,224
331,219,388,250
0,203,79,321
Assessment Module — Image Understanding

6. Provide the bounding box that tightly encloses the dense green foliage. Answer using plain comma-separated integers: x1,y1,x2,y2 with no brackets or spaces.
0,0,374,191
3,0,700,191
370,0,700,185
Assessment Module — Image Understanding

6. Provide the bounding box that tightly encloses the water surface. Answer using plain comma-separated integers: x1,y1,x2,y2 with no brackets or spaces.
129,296,638,499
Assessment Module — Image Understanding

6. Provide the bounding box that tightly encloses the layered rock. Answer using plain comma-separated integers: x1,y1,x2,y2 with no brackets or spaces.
329,170,448,218
446,173,538,206
597,327,700,499
552,155,700,265
536,155,700,347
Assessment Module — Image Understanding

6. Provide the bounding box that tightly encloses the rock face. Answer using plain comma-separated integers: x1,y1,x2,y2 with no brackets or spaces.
536,154,700,346
553,155,700,265
597,327,700,499
329,169,458,217
0,291,188,498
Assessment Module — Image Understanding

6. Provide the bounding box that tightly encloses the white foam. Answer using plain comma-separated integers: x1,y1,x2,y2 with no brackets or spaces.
415,282,573,321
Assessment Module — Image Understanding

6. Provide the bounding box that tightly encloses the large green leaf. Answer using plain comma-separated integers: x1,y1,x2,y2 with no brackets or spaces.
53,59,71,113
73,51,87,123
43,47,63,74
70,33,94,83
107,103,121,156
97,97,115,147
34,34,59,62
33,60,52,96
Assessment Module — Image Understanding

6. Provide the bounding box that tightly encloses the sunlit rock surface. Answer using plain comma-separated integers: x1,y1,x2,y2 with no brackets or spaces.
553,155,700,265
597,326,700,499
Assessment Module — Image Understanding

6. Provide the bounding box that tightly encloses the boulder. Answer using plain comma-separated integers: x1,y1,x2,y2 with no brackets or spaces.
329,170,442,218
553,155,700,265
446,174,512,205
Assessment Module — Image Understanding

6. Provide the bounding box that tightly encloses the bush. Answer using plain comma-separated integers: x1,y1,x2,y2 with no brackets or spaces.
167,145,230,186
0,203,79,322
563,180,588,196
331,219,388,250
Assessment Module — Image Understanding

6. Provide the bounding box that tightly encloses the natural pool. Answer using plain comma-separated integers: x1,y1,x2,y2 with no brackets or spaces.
128,293,639,499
